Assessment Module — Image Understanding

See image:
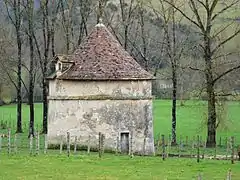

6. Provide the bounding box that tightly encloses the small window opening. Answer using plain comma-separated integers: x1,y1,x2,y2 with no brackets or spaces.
120,132,129,154
58,63,62,71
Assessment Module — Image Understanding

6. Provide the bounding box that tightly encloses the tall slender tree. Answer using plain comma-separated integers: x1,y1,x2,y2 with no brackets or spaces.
166,0,240,147
26,0,35,137
151,0,175,145
4,0,23,133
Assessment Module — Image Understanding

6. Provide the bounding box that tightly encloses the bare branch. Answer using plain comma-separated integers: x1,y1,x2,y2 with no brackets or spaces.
189,0,205,32
164,0,204,32
209,0,219,15
213,64,240,83
188,66,205,72
212,51,239,60
196,0,207,9
211,21,235,39
212,28,240,55
211,0,240,21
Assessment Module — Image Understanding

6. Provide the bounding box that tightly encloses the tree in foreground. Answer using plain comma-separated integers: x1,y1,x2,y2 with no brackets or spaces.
166,0,240,147
4,0,23,133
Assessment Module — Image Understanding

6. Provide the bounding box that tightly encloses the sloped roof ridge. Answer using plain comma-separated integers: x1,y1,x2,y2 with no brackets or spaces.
57,22,154,80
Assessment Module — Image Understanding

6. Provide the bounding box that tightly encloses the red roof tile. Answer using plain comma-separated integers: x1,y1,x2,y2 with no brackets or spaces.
57,23,154,80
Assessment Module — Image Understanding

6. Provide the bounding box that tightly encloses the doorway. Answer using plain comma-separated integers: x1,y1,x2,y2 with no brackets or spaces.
120,132,129,154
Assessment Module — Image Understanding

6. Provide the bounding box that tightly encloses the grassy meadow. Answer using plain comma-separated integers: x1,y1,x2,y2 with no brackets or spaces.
1,100,240,180
1,100,240,143
0,153,240,180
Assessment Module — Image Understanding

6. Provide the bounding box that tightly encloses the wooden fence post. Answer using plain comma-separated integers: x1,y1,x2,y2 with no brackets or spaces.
101,134,105,156
238,145,240,161
60,135,63,154
29,134,33,155
67,132,70,157
87,135,91,155
231,136,234,164
167,134,171,158
14,133,18,154
226,137,229,159
157,133,160,154
8,128,11,154
74,136,77,155
162,135,165,160
98,132,102,158
191,136,195,158
0,135,2,152
179,135,182,158
197,173,202,180
44,134,48,154
219,136,222,147
214,144,217,160
130,131,133,158
197,135,200,163
36,131,40,155
202,141,206,159
227,169,232,180
200,136,202,147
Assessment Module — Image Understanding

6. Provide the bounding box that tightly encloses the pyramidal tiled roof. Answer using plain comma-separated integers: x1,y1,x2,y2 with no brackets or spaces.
57,22,154,80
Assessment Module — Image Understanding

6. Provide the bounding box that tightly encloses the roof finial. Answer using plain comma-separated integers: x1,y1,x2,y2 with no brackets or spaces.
96,0,105,27
97,0,104,23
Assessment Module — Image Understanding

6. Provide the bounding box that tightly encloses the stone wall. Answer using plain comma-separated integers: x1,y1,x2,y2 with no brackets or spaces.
49,80,152,98
47,79,155,155
47,99,155,155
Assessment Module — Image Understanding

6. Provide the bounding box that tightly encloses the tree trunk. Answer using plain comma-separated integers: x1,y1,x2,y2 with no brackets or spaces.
28,98,34,137
171,67,177,145
51,23,55,57
204,30,217,147
16,33,23,133
41,0,50,134
206,79,217,147
42,72,48,134
28,0,35,138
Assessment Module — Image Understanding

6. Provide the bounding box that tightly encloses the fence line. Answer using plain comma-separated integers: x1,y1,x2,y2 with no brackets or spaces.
0,128,240,164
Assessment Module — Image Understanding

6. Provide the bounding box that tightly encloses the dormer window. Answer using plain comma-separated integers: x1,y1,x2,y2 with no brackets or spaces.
56,61,62,72
50,55,75,77
58,62,62,71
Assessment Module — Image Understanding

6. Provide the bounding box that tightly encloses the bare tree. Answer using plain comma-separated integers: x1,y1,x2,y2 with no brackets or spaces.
119,0,138,50
0,25,17,102
25,0,35,137
50,1,61,57
150,0,188,145
77,0,92,45
166,0,240,147
32,0,52,134
59,0,74,54
4,0,23,133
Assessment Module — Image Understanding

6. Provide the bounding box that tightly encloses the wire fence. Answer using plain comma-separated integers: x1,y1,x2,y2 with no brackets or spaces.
0,126,239,162
0,127,239,179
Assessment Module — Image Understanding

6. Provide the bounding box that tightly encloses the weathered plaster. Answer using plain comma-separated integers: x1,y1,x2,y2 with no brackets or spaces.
48,99,154,155
47,80,155,155
49,80,152,97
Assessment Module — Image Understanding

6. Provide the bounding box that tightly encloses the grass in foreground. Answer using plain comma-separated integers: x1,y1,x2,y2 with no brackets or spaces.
0,153,240,180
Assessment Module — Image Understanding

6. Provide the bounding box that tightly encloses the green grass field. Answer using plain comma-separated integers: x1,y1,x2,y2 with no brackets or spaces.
153,100,240,144
1,100,240,180
1,100,240,143
0,153,240,180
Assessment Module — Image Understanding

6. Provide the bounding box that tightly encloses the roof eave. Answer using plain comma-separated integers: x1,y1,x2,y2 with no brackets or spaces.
56,77,155,81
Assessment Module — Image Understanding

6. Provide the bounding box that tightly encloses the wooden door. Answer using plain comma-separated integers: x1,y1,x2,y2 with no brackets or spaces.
120,132,129,154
